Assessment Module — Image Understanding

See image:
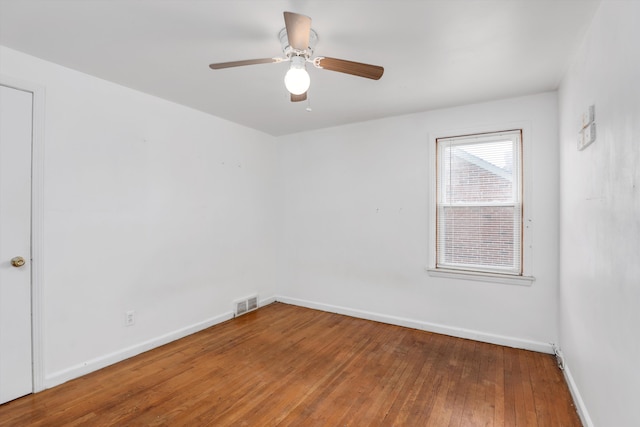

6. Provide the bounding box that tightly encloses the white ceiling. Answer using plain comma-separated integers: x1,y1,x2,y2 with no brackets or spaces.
0,0,600,136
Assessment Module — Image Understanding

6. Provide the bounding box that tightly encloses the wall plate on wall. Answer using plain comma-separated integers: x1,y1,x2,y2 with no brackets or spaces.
578,122,596,150
581,105,595,128
578,105,596,150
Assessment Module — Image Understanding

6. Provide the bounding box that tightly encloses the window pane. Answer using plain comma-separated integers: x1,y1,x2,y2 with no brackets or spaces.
437,205,521,270
441,141,515,203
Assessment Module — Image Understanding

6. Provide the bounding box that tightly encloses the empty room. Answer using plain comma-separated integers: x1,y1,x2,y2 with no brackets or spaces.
0,1,638,426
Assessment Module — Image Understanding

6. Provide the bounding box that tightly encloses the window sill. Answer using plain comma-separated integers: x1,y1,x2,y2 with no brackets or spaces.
425,268,535,286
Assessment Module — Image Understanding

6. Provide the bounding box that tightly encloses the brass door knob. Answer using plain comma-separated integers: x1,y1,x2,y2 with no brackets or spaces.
10,256,26,267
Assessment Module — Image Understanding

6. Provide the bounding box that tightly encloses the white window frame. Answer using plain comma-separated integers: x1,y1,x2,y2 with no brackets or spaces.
427,123,535,286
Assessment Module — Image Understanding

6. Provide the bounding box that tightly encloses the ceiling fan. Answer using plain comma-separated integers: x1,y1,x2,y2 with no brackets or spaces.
209,11,384,103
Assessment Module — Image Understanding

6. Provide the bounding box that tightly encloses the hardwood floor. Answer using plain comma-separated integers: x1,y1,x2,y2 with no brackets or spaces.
0,303,581,426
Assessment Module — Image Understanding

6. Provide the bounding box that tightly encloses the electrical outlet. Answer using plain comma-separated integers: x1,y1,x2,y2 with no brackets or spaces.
125,310,135,326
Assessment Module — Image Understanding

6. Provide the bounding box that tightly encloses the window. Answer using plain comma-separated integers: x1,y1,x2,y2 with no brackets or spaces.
435,130,523,276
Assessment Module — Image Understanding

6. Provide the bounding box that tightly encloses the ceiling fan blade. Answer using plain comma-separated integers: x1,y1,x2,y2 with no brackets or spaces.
209,58,279,70
283,11,311,51
316,57,384,80
291,92,307,102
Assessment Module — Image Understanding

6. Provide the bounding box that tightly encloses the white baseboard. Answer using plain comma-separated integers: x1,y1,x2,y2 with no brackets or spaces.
45,311,233,388
44,294,550,389
276,296,554,354
45,295,277,389
260,295,277,307
562,363,594,427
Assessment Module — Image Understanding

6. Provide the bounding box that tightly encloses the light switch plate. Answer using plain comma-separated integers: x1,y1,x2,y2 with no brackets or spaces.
579,122,596,150
577,129,584,150
582,105,595,128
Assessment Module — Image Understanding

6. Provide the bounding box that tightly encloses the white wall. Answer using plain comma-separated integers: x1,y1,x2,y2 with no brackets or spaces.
558,1,640,426
277,92,560,351
1,46,279,387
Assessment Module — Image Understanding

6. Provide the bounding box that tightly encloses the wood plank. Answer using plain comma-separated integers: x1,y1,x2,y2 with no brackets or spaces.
0,303,581,426
493,345,506,426
424,333,465,426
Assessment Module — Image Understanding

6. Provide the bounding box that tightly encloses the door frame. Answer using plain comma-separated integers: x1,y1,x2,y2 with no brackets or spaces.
1,74,45,393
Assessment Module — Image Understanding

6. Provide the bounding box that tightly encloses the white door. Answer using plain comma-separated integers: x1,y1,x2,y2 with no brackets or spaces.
0,84,33,403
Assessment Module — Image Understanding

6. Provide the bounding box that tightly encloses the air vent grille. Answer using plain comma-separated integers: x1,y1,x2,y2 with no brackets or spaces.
236,301,248,316
234,295,259,317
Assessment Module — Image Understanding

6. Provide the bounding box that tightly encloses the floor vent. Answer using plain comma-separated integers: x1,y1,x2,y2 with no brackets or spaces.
234,295,259,317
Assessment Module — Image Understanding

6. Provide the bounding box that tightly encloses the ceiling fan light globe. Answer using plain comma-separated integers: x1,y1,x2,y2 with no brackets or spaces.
284,68,310,95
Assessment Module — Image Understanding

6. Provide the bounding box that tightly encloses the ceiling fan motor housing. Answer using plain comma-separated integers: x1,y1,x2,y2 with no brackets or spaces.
279,28,318,59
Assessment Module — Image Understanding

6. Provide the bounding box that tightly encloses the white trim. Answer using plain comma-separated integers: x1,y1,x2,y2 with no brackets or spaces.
259,294,277,307
0,75,46,393
427,121,534,282
426,268,535,286
276,296,553,354
562,362,594,427
44,295,278,389
45,311,234,388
